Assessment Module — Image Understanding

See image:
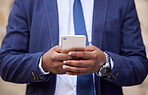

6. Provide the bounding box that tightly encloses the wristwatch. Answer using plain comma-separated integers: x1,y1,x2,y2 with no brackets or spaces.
96,53,111,78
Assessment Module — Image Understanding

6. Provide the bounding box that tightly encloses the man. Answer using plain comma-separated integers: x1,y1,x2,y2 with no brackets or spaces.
0,0,147,95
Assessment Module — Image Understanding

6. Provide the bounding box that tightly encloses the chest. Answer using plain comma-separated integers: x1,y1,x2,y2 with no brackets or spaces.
26,0,121,54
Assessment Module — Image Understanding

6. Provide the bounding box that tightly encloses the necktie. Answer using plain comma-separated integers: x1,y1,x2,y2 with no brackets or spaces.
73,0,94,95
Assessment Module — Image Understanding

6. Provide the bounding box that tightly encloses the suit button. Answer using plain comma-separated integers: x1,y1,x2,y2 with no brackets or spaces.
39,75,44,79
36,76,39,80
32,72,36,80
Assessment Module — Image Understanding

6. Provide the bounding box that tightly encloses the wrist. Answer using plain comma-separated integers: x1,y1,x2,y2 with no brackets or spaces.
42,54,49,72
38,56,50,75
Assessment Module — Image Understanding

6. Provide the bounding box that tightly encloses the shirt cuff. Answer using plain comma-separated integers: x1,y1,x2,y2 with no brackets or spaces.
110,56,114,70
39,57,50,75
104,52,114,70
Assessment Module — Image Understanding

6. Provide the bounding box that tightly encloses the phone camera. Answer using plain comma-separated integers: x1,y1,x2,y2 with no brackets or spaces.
63,38,66,40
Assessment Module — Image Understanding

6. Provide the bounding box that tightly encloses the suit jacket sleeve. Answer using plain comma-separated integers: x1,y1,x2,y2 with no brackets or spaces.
105,0,148,86
0,0,52,83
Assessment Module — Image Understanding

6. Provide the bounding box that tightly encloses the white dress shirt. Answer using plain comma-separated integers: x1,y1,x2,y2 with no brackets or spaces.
55,1,94,95
39,0,113,95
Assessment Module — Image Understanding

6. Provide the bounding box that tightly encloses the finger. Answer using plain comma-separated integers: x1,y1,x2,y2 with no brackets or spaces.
68,48,85,52
62,65,88,73
63,60,91,67
52,53,72,61
86,45,102,55
68,51,94,59
85,45,96,51
51,62,64,70
51,62,67,74
53,45,62,53
66,72,87,75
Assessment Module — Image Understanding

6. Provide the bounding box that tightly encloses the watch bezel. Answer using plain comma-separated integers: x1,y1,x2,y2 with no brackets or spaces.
97,62,111,77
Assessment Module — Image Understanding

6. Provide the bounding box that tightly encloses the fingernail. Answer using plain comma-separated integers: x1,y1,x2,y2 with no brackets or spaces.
63,61,67,64
66,72,70,75
62,65,67,69
68,52,72,55
92,48,95,51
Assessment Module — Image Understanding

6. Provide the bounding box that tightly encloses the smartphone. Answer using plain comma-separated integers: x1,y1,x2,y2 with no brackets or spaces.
61,35,86,53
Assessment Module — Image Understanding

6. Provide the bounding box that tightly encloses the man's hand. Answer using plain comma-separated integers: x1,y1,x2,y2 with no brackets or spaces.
62,45,106,75
42,46,72,74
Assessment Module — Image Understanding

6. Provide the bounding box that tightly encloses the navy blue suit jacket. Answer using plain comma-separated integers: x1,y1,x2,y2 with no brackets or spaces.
0,0,147,95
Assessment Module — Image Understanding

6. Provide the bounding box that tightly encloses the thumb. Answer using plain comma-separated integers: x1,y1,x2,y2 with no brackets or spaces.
53,46,62,53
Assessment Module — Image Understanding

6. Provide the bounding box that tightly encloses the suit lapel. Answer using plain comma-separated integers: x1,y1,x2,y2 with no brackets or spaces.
92,0,108,95
92,0,108,49
43,0,59,47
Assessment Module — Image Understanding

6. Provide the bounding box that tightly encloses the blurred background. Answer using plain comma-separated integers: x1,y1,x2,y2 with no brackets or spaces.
0,0,148,95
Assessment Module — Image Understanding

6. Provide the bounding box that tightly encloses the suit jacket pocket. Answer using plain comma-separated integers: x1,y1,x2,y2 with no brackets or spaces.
26,83,36,94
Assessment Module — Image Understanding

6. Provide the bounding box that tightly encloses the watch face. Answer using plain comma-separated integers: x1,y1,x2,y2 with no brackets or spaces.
102,68,108,74
100,65,110,77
